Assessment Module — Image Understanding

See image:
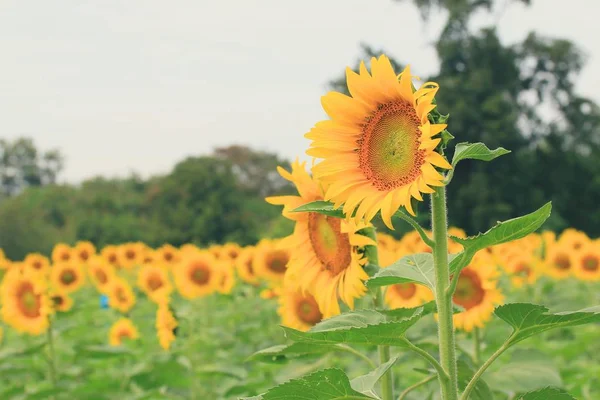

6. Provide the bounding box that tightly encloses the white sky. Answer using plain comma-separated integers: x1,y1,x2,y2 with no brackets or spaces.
1,0,598,182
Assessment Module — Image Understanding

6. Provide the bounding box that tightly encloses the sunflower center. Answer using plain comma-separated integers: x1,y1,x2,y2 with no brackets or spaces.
189,264,210,285
95,269,108,284
265,251,289,274
582,255,599,272
514,263,531,277
60,252,70,261
392,283,417,299
164,252,173,262
52,295,64,307
229,249,239,259
108,254,117,264
296,295,322,325
125,250,135,260
308,213,352,275
17,283,41,318
32,261,42,270
147,274,164,291
358,101,425,191
453,270,485,310
80,250,89,261
117,329,133,342
116,287,128,302
245,258,254,274
553,254,571,270
60,270,76,285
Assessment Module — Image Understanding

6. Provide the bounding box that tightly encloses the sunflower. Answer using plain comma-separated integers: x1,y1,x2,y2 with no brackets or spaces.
503,254,539,288
50,291,74,312
221,243,242,261
50,262,86,294
173,251,220,299
558,228,590,251
118,242,145,269
573,241,600,281
307,55,451,228
385,282,434,309
156,303,178,350
109,318,140,346
51,243,73,264
180,244,200,254
107,277,136,313
252,239,290,285
0,269,52,335
235,246,259,285
544,242,574,280
23,253,51,275
141,250,157,265
260,287,282,299
155,244,180,267
74,241,96,264
87,256,116,293
266,161,373,317
278,288,324,331
0,249,9,270
452,254,504,332
138,264,173,302
101,245,120,267
216,263,236,295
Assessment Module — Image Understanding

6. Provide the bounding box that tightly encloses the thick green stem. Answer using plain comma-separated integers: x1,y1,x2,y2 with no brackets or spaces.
46,319,57,387
431,185,459,400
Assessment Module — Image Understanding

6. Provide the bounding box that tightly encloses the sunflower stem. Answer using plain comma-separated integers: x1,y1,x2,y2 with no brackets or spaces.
394,211,435,248
398,375,436,400
46,318,58,388
473,327,482,365
461,338,513,400
431,185,459,400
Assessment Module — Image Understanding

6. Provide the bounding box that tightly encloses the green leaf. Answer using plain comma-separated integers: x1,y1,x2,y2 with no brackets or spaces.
76,345,132,359
495,303,600,345
283,305,430,346
450,203,552,273
457,359,493,400
244,368,374,399
451,142,510,167
248,343,336,363
516,387,576,400
293,201,344,218
350,355,399,397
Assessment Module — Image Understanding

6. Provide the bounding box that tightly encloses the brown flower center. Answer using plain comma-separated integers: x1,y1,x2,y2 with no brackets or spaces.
308,213,352,275
296,295,322,325
514,263,532,277
164,252,173,262
95,269,108,284
553,253,571,270
189,263,210,285
453,270,485,310
60,252,70,261
115,287,128,303
17,282,41,318
265,250,289,274
32,261,42,270
60,269,76,285
117,329,133,342
80,250,89,261
392,283,417,299
125,249,135,260
147,273,164,291
581,255,599,272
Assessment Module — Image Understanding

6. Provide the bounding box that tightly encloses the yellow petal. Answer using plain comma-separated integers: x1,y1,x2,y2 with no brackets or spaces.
426,151,452,169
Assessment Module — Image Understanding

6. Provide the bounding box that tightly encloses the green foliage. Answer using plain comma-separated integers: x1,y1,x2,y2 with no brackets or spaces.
367,253,437,289
248,343,337,364
517,387,576,400
457,359,493,400
450,142,510,168
350,356,400,398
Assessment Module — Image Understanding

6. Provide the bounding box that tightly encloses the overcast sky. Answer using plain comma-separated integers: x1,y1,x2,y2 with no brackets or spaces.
1,0,598,183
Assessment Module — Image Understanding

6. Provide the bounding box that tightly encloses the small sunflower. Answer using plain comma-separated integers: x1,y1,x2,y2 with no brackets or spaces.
503,254,539,288
118,242,145,269
544,242,574,280
101,245,120,267
452,254,504,332
573,241,600,281
278,288,324,331
23,253,51,276
87,256,116,294
173,251,220,299
221,243,242,261
50,262,86,294
155,244,180,267
252,239,290,285
235,246,259,285
50,291,74,312
266,161,373,317
51,243,73,264
109,318,140,346
138,264,173,302
74,241,96,264
260,287,282,300
307,55,452,227
0,269,52,335
385,282,434,309
156,303,178,350
107,278,136,313
558,228,590,251
216,263,236,295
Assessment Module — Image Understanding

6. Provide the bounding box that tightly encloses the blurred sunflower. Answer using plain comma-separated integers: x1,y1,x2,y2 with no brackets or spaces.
573,241,600,281
109,318,139,346
174,252,219,299
0,249,9,270
0,269,52,335
51,243,73,264
278,288,323,331
266,161,373,317
23,253,50,275
50,291,74,312
87,256,116,294
221,243,242,261
503,254,539,288
216,263,235,295
156,303,178,350
385,282,433,309
50,262,85,294
101,245,120,267
235,246,259,285
558,228,589,251
307,55,451,227
252,239,290,285
155,244,180,267
452,254,504,332
118,242,145,269
138,264,173,302
260,287,281,300
74,241,96,264
107,278,136,313
544,243,574,279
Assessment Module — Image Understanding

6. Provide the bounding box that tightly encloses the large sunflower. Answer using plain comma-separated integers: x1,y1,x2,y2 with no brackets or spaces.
156,303,178,350
109,318,140,346
0,269,52,335
107,277,136,313
385,282,433,309
307,55,451,227
173,251,220,299
267,161,373,317
87,256,116,294
50,262,86,294
278,288,324,332
138,264,173,302
452,254,504,332
51,243,73,264
573,241,600,281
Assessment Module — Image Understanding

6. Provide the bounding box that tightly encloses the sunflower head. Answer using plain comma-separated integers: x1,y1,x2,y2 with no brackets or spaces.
156,303,178,350
235,246,259,285
278,288,324,332
503,253,539,288
87,256,116,293
385,282,433,309
101,245,120,267
74,241,96,263
52,243,73,264
109,318,140,346
216,263,236,295
155,244,180,266
50,291,74,312
174,251,220,299
544,242,574,280
118,242,146,269
252,239,290,284
573,241,600,281
558,228,590,251
107,278,136,313
50,262,86,294
138,263,173,302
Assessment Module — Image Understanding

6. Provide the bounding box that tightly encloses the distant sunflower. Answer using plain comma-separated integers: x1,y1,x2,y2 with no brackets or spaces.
278,288,323,331
173,252,219,299
107,278,136,313
101,245,120,267
260,287,281,300
118,242,146,269
266,161,373,317
235,246,259,285
216,263,236,295
544,243,574,280
87,256,116,294
50,262,85,294
50,291,74,312
24,253,50,275
307,55,451,227
51,243,73,264
452,254,504,332
109,318,139,346
385,282,433,309
156,303,178,350
74,241,96,264
0,269,52,335
155,244,180,267
221,243,242,261
503,254,539,288
0,249,9,270
558,228,590,251
138,264,173,302
252,239,290,285
573,241,600,281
